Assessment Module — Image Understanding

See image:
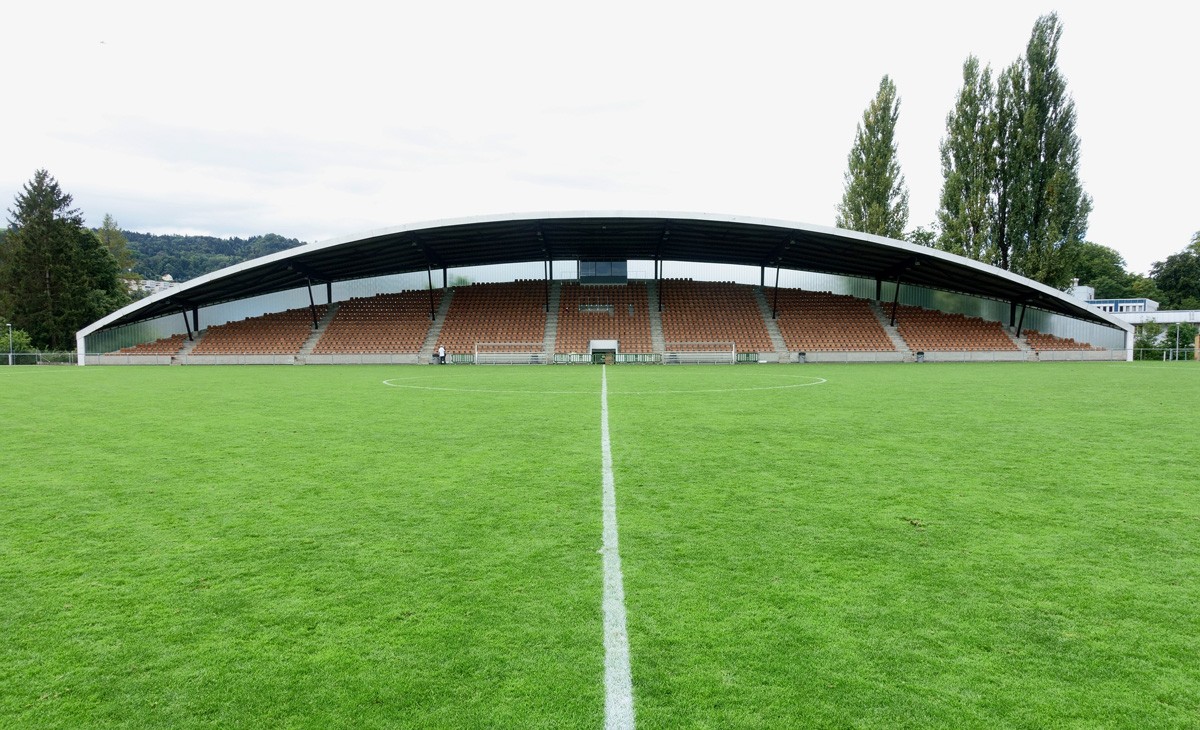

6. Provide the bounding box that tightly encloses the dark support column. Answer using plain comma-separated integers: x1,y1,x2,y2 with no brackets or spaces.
1016,304,1027,337
427,266,435,320
544,260,549,313
876,278,883,302
772,266,781,319
306,279,318,329
326,282,332,305
657,260,664,312
191,307,199,333
760,266,765,287
181,307,193,341
443,268,448,289
1010,301,1018,327
889,278,903,327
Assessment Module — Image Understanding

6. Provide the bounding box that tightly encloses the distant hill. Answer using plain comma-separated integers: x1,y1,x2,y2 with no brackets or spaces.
124,231,305,282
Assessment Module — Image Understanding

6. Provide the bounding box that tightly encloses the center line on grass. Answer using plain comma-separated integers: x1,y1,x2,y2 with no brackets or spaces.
600,365,636,730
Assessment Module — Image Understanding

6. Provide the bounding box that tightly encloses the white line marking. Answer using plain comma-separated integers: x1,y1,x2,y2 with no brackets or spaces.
381,374,827,395
601,365,635,730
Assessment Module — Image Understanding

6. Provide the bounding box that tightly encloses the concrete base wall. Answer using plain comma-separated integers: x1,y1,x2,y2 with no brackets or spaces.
302,354,422,365
84,349,1128,365
88,354,174,365
88,353,421,365
923,350,1028,363
795,351,906,364
1033,349,1127,362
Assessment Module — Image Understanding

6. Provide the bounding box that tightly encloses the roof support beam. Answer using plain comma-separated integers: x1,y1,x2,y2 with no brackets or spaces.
427,266,436,321
655,226,669,309
181,306,194,341
878,256,920,327
287,260,330,283
771,265,781,319
306,279,319,330
880,256,920,282
890,276,903,327
763,236,794,270
537,225,550,260
411,236,445,270
658,260,665,312
171,298,200,335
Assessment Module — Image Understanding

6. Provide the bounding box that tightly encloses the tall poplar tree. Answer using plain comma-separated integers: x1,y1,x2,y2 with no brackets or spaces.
3,170,129,350
936,56,996,263
836,75,910,238
992,60,1025,272
937,13,1090,287
999,13,1091,285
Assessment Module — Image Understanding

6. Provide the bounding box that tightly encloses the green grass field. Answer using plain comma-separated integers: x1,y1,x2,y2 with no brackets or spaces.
2,363,1198,728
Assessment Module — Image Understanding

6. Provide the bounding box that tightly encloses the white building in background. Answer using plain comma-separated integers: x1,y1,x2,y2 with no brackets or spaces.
130,275,180,296
1068,278,1199,327
1066,279,1159,315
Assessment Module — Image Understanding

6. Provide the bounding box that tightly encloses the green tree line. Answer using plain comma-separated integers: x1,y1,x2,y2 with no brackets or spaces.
125,231,303,281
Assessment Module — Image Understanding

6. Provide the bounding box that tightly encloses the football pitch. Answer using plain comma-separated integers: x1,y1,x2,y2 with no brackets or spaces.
2,362,1197,728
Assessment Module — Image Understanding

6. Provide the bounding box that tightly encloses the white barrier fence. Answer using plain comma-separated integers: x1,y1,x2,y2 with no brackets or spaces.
473,342,548,365
662,342,737,365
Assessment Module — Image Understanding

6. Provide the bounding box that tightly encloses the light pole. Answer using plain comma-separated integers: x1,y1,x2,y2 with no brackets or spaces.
6,323,11,367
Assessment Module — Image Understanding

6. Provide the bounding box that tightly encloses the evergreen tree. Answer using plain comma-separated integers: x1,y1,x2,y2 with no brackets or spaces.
1000,13,1091,286
3,170,129,350
836,75,910,238
96,213,136,275
936,56,996,262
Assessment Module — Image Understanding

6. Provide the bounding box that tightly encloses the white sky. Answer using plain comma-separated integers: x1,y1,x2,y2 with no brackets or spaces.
3,1,1196,276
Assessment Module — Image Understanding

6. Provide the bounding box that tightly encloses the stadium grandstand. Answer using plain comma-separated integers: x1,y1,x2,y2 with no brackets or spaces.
81,212,1134,364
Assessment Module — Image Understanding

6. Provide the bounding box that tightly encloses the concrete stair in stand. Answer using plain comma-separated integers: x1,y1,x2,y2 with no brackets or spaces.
418,288,455,364
173,331,202,363
296,302,340,361
542,281,561,361
753,287,790,362
645,280,666,353
1004,326,1034,355
868,300,915,361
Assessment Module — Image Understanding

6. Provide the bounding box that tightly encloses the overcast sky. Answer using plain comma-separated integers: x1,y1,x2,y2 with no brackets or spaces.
4,1,1196,276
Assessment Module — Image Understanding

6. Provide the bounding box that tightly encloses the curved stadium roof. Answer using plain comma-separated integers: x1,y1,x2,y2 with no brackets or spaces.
80,211,1132,337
